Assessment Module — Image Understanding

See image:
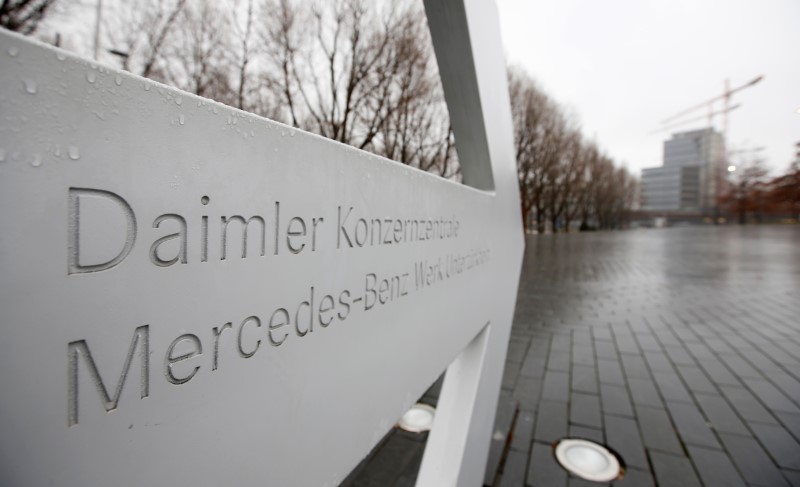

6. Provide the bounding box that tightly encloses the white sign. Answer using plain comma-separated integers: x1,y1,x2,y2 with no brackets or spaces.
0,1,522,485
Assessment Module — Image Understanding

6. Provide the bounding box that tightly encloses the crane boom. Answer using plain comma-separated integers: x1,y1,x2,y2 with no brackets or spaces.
660,75,763,125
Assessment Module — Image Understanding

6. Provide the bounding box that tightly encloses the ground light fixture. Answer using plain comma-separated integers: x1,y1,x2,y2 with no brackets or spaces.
397,403,436,433
554,438,623,482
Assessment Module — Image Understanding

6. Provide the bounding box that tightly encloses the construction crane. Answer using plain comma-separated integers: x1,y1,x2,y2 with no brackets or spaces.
649,103,740,135
659,75,764,133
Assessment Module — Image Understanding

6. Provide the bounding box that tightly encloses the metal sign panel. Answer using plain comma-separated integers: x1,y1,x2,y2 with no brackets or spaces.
0,1,522,485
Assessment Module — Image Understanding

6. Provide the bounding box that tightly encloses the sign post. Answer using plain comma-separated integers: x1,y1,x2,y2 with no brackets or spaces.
0,1,522,485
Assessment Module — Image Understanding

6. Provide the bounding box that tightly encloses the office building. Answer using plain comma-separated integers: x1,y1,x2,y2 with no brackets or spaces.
642,128,725,213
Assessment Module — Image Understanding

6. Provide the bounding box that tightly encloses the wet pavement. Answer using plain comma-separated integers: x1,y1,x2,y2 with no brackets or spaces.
346,225,800,486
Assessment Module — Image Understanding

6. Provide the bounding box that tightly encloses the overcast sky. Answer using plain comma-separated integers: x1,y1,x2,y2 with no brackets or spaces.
495,0,800,176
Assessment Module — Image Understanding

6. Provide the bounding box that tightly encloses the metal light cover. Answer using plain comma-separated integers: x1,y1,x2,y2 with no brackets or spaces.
397,403,436,433
554,438,622,482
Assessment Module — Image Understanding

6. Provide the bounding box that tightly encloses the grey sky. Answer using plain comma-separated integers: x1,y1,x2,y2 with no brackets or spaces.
496,0,800,176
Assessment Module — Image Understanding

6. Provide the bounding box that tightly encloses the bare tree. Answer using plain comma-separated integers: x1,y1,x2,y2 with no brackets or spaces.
724,156,769,224
0,0,57,34
233,0,256,110
101,0,186,78
160,0,236,103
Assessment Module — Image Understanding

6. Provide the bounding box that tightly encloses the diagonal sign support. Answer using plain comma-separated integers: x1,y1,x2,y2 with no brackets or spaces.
0,1,522,485
418,1,524,484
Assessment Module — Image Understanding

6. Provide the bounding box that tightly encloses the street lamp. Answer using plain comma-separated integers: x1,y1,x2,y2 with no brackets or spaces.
728,165,736,173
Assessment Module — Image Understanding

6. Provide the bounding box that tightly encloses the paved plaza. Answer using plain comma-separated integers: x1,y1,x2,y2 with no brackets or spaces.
345,226,800,486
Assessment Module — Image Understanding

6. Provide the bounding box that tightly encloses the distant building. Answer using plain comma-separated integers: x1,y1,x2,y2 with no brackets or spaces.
641,128,725,213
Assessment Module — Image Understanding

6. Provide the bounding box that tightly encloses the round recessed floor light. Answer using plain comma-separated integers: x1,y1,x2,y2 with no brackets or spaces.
554,438,622,482
397,403,435,433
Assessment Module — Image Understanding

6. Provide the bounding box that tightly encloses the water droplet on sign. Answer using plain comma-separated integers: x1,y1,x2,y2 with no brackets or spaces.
56,52,67,61
31,154,42,167
54,145,62,157
8,46,19,57
0,149,5,162
175,97,182,106
250,130,255,137
290,131,296,137
179,114,185,125
22,79,37,94
144,83,151,91
86,72,96,83
68,146,80,160
114,75,122,86
281,130,286,137
212,106,218,114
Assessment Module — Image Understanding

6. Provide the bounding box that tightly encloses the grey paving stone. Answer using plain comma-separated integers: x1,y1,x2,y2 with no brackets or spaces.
595,340,619,360
627,378,663,408
643,352,673,372
635,406,682,454
598,359,626,386
486,394,518,485
542,370,570,402
571,365,599,395
604,415,647,470
612,468,654,487
527,441,566,487
503,363,521,390
547,349,572,372
552,335,571,352
513,376,542,411
508,339,531,364
664,346,696,366
749,422,800,470
534,400,568,443
510,409,535,452
775,411,800,441
498,449,528,487
687,445,746,487
572,345,595,366
743,378,800,415
744,348,785,374
570,393,602,428
780,469,800,487
721,385,779,424
652,372,693,403
592,327,613,342
665,400,721,449
620,354,650,380
695,393,749,435
635,334,662,352
569,425,604,444
649,451,702,487
569,477,608,487
614,336,641,355
520,354,547,378
600,383,634,418
719,353,763,380
769,371,800,402
698,358,742,386
719,432,790,486
676,364,717,394
685,342,716,361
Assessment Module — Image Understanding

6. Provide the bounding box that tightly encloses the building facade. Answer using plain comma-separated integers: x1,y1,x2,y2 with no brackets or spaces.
642,128,724,213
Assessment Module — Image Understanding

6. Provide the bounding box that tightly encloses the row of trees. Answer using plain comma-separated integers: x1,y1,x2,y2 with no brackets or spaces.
509,69,638,232
723,146,800,224
7,0,638,233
